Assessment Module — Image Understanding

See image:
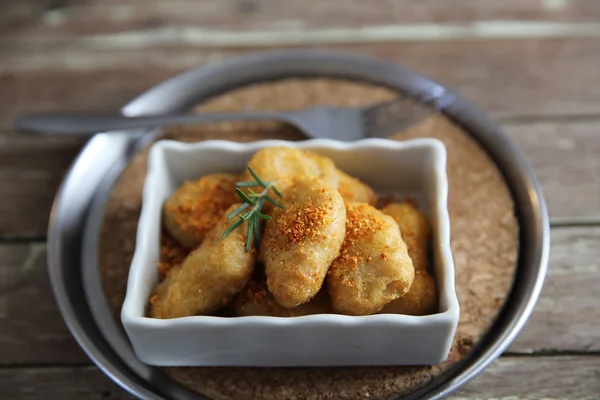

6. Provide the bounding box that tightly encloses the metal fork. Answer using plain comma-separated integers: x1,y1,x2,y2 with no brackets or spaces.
14,91,450,141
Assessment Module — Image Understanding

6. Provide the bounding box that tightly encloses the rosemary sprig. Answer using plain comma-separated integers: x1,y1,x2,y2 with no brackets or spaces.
221,166,284,252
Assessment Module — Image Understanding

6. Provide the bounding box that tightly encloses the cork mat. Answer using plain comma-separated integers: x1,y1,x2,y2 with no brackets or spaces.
99,79,519,400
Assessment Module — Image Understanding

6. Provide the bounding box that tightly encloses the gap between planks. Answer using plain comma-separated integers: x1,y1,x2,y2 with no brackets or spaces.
7,21,600,49
503,350,600,357
6,0,600,31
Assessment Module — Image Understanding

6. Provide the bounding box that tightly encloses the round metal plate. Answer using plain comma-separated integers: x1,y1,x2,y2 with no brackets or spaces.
47,49,549,400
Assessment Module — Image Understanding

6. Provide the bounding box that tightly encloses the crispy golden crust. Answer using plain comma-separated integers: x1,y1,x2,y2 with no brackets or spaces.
382,202,431,272
379,270,438,315
240,147,339,192
150,204,256,319
336,169,378,206
163,173,238,250
231,280,333,317
261,176,346,308
302,150,340,187
157,233,189,280
327,203,415,315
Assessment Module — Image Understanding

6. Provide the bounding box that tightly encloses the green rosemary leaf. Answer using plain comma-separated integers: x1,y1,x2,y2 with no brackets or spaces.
245,218,254,252
221,217,244,240
247,166,267,188
236,187,256,205
272,186,283,198
253,215,261,252
236,181,262,187
224,167,284,252
228,203,250,219
256,198,268,217
264,196,284,209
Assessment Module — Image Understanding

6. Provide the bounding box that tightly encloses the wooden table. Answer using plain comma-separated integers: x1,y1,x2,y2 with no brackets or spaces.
2,1,600,399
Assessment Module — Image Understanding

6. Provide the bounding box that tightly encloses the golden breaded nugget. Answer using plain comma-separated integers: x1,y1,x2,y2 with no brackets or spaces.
240,147,339,192
261,176,346,308
382,202,431,272
163,173,238,250
231,280,332,317
150,204,255,319
379,270,438,315
336,169,378,206
327,203,414,315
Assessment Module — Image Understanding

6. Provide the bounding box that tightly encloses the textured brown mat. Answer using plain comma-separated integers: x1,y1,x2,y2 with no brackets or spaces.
99,79,518,400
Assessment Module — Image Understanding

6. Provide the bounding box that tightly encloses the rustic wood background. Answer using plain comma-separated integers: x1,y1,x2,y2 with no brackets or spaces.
1,1,600,399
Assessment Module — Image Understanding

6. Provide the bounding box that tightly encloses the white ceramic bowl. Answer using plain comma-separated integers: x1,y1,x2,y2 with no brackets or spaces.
121,138,459,367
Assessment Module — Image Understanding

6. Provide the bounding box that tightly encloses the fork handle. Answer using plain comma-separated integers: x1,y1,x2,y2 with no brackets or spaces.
14,111,291,135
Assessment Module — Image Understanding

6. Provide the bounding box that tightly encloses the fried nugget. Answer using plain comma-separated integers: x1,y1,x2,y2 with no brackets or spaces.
327,203,414,315
163,173,238,250
261,176,346,308
380,202,437,315
231,280,333,317
336,169,378,206
382,202,431,272
240,147,339,192
150,204,255,319
379,270,438,315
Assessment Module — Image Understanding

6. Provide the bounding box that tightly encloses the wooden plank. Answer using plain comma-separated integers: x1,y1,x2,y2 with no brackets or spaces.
504,120,600,222
0,133,84,237
0,135,84,171
3,0,599,39
451,356,600,400
0,243,89,364
0,69,177,125
1,356,599,399
0,171,64,237
3,40,600,120
0,366,136,400
508,226,600,353
6,39,600,119
2,226,598,365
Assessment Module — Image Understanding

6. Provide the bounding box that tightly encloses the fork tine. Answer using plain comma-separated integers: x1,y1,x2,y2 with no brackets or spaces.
363,91,449,138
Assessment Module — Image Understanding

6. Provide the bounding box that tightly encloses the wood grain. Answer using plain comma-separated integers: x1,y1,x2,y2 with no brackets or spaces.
0,70,176,127
0,136,84,237
451,356,600,400
3,0,599,39
509,227,600,353
0,171,64,237
1,356,599,400
505,120,600,222
0,131,83,236
0,366,136,400
0,243,88,364
3,40,600,121
0,134,84,171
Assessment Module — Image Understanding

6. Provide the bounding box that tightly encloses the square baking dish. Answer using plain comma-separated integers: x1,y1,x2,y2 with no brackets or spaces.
121,138,459,367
